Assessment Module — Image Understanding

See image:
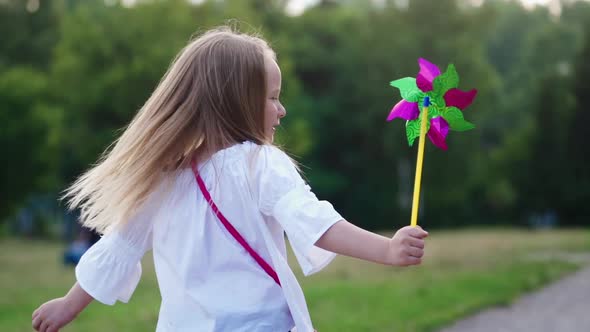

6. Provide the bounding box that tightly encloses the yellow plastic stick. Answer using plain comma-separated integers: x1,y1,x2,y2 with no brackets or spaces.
410,106,429,227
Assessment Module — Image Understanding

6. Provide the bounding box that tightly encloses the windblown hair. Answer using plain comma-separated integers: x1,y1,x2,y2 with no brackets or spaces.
63,27,276,234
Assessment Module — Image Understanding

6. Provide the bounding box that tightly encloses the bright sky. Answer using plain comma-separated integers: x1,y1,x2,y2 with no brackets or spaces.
520,0,554,5
286,0,574,16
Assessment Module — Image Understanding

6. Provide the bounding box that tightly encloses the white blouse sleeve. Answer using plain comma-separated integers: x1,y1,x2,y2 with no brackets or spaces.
75,186,162,305
256,145,343,276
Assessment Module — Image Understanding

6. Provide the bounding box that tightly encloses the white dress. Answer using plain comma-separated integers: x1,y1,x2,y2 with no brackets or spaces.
75,141,343,332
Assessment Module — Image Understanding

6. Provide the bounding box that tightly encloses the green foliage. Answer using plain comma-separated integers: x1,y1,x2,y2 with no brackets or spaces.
1,0,590,228
0,0,59,70
0,67,57,219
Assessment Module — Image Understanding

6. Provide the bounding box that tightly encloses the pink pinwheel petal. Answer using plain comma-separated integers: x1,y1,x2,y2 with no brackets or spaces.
432,116,450,137
427,116,449,150
386,100,419,121
444,88,477,110
417,74,433,92
418,58,441,82
416,58,441,92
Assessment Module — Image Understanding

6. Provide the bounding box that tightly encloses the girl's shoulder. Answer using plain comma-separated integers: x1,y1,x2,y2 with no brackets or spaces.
243,142,297,174
165,141,296,188
214,141,293,170
205,142,300,189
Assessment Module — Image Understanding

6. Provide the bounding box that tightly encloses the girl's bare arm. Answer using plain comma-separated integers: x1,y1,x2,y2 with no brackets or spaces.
64,282,94,311
315,219,428,267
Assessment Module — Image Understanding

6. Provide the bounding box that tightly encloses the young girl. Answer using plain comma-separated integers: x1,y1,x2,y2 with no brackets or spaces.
32,27,428,332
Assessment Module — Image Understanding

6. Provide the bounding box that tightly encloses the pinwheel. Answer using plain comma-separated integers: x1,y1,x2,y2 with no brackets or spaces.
386,58,477,226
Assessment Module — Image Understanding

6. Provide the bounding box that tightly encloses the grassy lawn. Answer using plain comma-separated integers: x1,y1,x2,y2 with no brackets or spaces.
1,228,589,332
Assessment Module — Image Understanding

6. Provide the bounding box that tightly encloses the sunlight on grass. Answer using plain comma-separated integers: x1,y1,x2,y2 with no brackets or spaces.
1,228,588,332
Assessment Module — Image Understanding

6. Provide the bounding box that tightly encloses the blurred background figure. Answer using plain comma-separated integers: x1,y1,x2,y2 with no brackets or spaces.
62,228,93,266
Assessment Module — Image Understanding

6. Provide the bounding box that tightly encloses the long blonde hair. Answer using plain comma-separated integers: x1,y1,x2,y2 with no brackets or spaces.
63,27,276,234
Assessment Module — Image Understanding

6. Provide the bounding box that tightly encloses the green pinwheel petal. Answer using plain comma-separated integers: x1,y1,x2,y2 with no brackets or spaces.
430,93,445,111
406,119,421,146
432,64,459,99
406,115,430,146
443,107,475,131
428,105,442,118
390,77,423,103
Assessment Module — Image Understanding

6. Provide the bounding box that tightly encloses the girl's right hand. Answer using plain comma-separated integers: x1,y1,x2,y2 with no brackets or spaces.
32,297,77,332
387,226,428,266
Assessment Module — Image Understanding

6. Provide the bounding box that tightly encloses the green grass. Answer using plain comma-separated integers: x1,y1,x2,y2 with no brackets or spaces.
1,228,589,332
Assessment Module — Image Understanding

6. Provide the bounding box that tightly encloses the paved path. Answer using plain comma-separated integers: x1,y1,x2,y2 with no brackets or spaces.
438,253,590,332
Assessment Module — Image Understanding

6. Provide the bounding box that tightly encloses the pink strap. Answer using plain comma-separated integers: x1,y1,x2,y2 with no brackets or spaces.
191,161,281,286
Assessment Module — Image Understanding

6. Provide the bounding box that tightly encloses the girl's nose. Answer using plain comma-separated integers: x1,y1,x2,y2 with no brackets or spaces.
279,105,286,118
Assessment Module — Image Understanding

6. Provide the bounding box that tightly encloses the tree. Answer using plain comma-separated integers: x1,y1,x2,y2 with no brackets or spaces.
0,68,57,220
564,21,590,223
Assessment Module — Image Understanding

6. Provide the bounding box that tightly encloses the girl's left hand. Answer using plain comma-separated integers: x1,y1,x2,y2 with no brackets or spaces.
32,297,77,332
